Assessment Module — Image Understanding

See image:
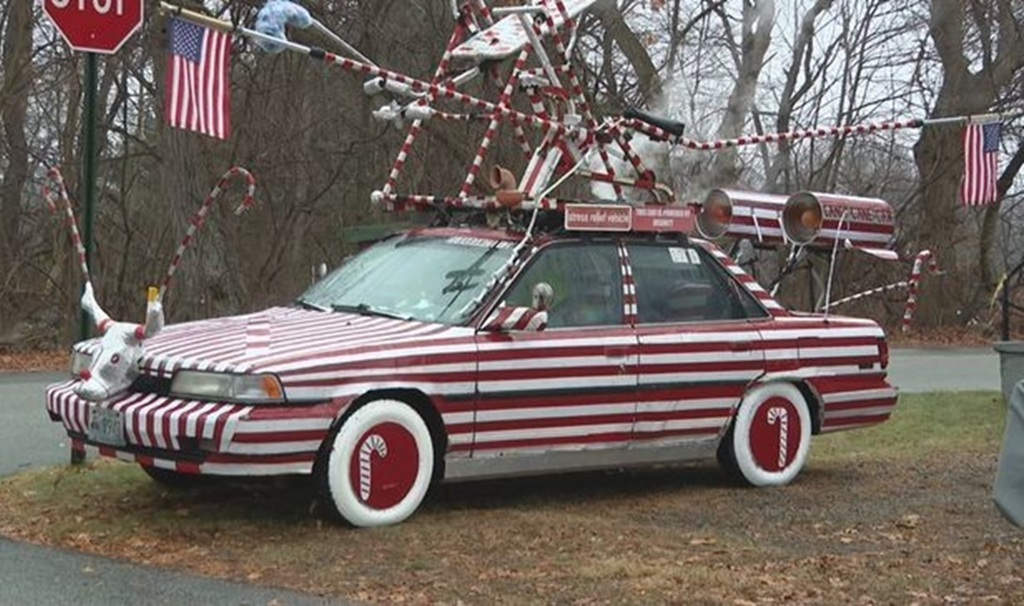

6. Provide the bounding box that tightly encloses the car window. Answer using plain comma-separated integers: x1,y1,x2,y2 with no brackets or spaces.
300,233,515,324
504,242,623,328
628,243,769,324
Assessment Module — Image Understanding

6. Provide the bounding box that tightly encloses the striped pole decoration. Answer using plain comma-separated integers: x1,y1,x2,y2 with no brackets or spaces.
159,167,257,300
373,191,566,212
358,434,388,502
460,48,531,197
43,167,92,285
902,249,942,332
381,19,469,197
820,281,909,311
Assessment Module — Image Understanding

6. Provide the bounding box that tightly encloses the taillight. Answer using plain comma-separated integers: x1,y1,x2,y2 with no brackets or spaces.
878,337,889,369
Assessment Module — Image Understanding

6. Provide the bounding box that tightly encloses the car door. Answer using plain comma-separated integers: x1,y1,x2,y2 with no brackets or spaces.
627,241,770,446
472,240,639,459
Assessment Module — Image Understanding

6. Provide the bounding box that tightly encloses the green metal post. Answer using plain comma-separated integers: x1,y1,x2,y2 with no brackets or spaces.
79,52,98,343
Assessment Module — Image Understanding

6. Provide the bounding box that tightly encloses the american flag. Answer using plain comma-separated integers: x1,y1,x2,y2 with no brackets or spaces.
166,18,231,140
959,121,1002,207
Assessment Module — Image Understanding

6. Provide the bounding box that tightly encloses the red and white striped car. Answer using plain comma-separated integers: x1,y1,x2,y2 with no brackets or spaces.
46,225,897,527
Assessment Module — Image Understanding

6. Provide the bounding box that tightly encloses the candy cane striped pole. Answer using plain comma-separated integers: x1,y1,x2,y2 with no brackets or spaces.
43,167,92,285
460,48,531,197
902,249,942,332
820,281,909,311
159,167,257,300
381,19,469,198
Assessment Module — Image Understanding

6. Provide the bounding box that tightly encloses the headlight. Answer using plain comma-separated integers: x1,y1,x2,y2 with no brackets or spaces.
71,350,93,377
170,370,286,404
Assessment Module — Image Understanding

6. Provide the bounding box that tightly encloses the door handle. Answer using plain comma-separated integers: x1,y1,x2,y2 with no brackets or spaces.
730,341,752,352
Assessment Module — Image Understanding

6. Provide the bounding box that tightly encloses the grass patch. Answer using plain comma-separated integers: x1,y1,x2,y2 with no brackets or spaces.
1,391,1021,604
814,391,1007,460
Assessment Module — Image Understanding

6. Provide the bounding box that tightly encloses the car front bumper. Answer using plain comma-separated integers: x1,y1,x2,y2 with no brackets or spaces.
45,379,340,476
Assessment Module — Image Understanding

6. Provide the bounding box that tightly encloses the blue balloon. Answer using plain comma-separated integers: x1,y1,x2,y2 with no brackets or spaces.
254,0,313,54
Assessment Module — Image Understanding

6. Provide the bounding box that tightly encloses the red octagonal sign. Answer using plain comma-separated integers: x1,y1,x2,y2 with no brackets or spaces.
44,0,144,54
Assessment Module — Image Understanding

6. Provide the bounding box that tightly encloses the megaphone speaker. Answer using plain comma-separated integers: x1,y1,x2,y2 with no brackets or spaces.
783,192,823,245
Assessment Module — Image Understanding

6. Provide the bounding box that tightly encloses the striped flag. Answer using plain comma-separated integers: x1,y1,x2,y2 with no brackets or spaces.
959,121,1002,206
165,18,231,140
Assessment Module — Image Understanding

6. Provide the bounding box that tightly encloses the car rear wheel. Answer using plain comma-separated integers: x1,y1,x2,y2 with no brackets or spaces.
319,399,434,527
728,382,812,487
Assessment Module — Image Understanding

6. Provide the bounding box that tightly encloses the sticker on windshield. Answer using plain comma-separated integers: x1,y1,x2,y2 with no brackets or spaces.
687,249,701,264
668,247,691,264
446,236,512,248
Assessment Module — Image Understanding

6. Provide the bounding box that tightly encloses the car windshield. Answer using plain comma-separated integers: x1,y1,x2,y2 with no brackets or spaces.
298,233,516,325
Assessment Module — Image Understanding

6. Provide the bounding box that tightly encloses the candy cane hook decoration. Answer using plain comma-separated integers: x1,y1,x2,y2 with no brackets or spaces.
359,434,388,502
902,250,943,332
43,168,92,285
159,166,257,301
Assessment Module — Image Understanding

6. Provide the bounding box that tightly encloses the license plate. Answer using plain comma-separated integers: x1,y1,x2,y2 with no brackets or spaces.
88,406,126,447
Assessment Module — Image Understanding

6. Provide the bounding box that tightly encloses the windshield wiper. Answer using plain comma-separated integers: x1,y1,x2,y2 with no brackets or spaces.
331,303,410,321
295,298,328,311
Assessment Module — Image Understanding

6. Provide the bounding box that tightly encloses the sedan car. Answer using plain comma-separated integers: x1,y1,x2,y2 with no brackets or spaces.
47,221,897,527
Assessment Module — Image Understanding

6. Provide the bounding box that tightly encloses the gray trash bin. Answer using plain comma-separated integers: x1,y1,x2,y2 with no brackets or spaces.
994,380,1024,528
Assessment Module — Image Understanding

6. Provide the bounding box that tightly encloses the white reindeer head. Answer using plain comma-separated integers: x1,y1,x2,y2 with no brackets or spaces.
75,283,163,401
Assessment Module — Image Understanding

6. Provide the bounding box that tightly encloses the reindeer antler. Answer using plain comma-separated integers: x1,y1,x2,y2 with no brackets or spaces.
43,168,92,286
159,166,258,301
44,168,116,334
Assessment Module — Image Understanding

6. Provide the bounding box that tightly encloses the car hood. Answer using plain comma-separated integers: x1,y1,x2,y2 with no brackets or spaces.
84,306,473,378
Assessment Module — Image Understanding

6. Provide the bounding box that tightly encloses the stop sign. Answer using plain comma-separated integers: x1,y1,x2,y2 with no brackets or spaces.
43,0,144,54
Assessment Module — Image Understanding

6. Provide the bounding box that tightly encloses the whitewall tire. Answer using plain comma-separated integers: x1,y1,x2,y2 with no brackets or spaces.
321,399,434,527
730,382,812,487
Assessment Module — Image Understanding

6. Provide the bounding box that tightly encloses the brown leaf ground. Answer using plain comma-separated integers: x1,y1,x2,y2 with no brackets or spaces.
0,393,1021,604
0,349,67,372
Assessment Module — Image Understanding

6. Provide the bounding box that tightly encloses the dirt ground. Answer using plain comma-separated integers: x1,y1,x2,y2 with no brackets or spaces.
0,394,1020,605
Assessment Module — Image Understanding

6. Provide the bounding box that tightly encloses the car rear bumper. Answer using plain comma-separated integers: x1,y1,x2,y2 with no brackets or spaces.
45,379,339,476
810,374,899,432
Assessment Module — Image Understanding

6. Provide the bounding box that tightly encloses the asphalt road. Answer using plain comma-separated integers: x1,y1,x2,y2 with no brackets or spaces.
0,349,1002,604
888,347,1001,394
0,372,343,604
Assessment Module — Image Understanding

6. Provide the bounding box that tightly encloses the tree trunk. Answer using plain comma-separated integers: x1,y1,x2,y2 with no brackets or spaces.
912,0,1023,326
0,0,34,332
706,0,775,187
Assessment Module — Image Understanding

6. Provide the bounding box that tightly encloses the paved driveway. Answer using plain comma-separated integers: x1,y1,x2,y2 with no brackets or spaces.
0,372,343,605
888,347,1000,393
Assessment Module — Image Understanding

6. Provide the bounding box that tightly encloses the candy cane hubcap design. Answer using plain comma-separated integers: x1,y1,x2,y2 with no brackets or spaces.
749,398,801,473
348,422,420,510
731,383,812,487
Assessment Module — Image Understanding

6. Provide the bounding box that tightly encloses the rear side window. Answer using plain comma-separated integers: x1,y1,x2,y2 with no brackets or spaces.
628,244,768,324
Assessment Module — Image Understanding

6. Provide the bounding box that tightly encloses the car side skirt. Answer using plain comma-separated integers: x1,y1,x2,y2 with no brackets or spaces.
442,437,719,482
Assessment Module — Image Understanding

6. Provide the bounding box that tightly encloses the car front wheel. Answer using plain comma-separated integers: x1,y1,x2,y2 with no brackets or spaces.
728,382,812,487
319,399,435,527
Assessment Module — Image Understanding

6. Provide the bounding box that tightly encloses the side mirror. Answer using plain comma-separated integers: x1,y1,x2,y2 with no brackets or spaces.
482,306,549,332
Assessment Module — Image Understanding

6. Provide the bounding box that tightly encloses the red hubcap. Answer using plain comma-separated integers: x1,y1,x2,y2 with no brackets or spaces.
349,422,419,509
748,396,802,472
